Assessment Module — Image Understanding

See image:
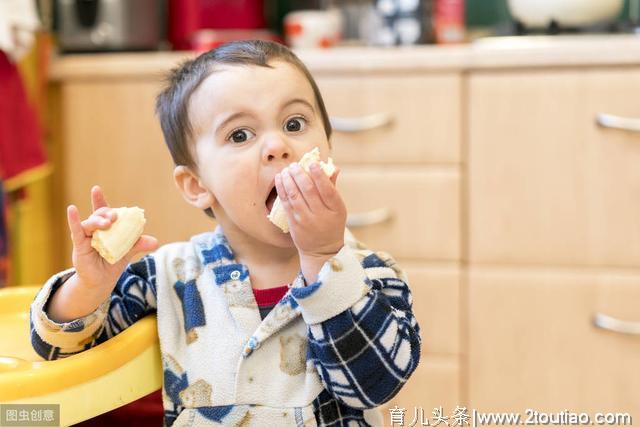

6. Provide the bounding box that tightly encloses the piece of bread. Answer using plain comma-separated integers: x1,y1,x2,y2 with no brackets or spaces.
91,207,146,264
267,147,336,233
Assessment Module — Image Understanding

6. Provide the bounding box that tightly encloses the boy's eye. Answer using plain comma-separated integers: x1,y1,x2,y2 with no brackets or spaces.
228,129,255,144
284,117,306,133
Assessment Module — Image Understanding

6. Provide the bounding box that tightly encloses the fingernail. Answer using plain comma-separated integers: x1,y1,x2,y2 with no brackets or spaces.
289,163,299,172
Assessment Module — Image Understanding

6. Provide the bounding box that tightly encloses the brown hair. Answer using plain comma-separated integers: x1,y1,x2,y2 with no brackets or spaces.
155,40,332,218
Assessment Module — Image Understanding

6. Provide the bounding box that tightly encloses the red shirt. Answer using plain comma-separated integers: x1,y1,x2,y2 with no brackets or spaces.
252,284,289,306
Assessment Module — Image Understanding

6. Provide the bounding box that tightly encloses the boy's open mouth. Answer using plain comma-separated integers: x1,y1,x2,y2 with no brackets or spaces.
265,185,277,214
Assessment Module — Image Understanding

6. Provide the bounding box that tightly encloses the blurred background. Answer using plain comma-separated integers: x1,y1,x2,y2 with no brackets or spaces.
1,0,639,426
5,0,640,287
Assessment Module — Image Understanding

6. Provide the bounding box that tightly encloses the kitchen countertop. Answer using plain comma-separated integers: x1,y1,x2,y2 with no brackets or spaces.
48,34,640,80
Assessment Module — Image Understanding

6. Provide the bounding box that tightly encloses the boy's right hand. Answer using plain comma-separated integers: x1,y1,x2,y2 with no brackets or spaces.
67,185,159,292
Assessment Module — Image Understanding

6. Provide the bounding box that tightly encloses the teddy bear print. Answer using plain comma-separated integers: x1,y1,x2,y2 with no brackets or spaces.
235,410,253,427
213,267,256,309
279,333,307,376
178,379,213,408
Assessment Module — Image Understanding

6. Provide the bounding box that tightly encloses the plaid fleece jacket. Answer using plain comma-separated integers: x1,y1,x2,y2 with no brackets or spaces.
30,226,422,426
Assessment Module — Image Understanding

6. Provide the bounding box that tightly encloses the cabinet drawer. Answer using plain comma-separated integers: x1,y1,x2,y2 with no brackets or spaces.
338,167,461,261
469,69,640,268
316,74,461,165
468,267,640,416
403,264,460,355
381,355,461,424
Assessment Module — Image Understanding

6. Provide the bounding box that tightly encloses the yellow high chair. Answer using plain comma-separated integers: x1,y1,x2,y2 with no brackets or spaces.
0,286,162,426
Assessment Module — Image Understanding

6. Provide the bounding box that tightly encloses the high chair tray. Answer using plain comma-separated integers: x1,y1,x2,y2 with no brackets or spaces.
0,286,162,426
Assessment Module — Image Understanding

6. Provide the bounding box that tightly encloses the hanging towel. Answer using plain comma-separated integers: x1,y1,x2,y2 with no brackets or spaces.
0,49,50,191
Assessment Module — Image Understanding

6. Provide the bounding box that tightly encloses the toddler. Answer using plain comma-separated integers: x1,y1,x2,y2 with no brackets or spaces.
30,40,422,426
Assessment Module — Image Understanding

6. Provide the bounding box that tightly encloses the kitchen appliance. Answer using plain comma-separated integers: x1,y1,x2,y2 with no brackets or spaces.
57,0,165,52
168,0,266,50
507,0,624,29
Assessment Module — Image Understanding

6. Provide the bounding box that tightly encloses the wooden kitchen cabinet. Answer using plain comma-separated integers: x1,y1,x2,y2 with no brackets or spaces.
466,65,640,420
468,267,640,418
468,68,640,268
50,39,640,424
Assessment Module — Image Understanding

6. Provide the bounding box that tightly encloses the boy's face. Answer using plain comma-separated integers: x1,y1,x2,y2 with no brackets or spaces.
177,61,331,249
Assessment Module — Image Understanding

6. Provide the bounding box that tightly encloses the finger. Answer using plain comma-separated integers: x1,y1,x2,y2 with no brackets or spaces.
310,164,342,210
281,167,310,213
91,185,109,212
93,206,118,222
275,174,300,226
129,235,159,256
275,173,287,202
289,163,324,213
81,215,113,233
117,235,159,267
67,205,88,245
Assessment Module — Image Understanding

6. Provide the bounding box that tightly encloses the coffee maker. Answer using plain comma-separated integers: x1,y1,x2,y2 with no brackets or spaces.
57,0,165,52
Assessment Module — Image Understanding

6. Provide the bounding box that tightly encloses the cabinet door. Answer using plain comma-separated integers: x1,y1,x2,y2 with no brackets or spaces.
468,267,640,417
468,68,640,268
403,263,460,355
316,74,461,165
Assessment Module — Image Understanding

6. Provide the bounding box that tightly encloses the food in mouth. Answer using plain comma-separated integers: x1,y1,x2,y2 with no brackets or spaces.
267,146,336,233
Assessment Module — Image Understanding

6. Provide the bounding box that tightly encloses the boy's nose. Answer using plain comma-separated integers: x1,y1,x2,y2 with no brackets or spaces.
262,135,292,163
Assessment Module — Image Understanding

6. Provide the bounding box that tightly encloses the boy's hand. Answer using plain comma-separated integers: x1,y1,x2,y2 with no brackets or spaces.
274,162,347,282
67,185,158,292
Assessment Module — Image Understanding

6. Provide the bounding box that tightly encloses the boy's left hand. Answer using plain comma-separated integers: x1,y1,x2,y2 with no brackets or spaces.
274,161,346,261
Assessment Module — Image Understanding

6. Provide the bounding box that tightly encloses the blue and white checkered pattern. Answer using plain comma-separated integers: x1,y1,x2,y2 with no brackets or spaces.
305,255,421,410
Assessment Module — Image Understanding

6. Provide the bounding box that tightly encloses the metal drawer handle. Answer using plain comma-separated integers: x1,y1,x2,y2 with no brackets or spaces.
593,313,640,335
595,113,640,133
346,208,394,228
330,113,394,133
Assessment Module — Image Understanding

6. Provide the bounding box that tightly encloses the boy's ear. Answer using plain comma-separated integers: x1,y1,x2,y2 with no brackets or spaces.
173,165,215,210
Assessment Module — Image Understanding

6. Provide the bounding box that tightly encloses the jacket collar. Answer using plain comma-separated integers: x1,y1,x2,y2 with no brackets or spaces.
192,225,304,357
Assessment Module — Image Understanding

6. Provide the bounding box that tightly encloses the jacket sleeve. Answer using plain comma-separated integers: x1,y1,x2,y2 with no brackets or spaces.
289,240,422,409
29,254,158,360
